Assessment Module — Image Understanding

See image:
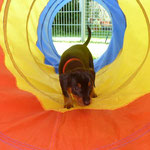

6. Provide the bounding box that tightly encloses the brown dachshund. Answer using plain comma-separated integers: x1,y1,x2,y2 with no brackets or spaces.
59,26,97,109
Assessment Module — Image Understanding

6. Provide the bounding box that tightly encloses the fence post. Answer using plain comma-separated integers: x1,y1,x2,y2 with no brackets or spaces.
80,0,86,42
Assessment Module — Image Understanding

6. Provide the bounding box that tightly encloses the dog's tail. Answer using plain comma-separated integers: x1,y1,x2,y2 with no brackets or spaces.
83,25,91,46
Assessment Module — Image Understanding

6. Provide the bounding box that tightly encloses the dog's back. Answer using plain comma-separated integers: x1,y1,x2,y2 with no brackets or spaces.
59,26,93,74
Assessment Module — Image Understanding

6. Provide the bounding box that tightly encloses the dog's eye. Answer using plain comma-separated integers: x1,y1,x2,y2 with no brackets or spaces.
72,83,81,92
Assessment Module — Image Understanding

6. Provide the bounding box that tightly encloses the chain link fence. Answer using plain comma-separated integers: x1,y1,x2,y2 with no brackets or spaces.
52,0,112,44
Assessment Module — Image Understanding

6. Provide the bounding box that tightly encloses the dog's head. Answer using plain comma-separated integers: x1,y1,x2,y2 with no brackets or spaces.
60,69,95,106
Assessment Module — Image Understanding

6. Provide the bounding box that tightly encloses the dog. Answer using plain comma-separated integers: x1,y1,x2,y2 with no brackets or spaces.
59,26,97,109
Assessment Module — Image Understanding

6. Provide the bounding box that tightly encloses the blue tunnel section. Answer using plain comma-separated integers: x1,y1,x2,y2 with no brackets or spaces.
36,0,126,73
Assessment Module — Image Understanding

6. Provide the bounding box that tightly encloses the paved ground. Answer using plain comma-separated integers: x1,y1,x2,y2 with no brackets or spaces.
54,41,109,58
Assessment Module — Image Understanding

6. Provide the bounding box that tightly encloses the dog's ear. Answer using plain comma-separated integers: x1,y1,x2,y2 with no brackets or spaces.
88,68,95,87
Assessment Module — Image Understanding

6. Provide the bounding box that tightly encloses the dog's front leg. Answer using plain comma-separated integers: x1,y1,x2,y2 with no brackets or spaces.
59,74,73,109
64,88,73,109
62,90,73,109
64,95,73,109
91,88,97,98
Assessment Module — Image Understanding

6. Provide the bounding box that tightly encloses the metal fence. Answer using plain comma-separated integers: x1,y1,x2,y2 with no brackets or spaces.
52,0,112,43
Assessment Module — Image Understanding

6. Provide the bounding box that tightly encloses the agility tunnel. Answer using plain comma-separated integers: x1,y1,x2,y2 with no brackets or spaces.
0,0,150,149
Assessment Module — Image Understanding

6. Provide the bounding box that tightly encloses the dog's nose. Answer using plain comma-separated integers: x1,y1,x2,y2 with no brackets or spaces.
84,100,90,105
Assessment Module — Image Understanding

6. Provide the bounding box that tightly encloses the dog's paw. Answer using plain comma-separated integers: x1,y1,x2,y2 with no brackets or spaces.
64,104,73,109
92,93,97,98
